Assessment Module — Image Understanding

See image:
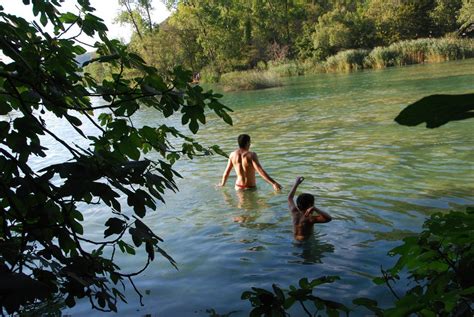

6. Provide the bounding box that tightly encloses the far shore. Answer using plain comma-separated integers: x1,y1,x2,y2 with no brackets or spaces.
211,37,474,92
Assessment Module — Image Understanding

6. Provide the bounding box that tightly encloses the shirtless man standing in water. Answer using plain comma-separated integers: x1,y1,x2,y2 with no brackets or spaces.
218,134,282,191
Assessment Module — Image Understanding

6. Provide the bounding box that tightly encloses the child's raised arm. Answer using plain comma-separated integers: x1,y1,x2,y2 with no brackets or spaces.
288,176,304,210
305,206,332,223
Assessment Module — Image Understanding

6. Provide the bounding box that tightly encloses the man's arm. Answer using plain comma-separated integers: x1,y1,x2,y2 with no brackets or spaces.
251,153,282,191
218,156,233,187
288,176,304,211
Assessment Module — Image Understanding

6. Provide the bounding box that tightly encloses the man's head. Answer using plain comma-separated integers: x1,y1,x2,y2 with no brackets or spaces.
296,193,314,211
238,134,251,149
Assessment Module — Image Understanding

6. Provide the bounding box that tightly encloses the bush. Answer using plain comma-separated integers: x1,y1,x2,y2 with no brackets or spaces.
200,64,220,83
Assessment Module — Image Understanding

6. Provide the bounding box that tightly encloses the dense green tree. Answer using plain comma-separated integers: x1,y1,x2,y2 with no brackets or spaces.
310,4,374,61
124,0,470,77
429,0,463,36
364,0,422,45
117,0,156,39
0,0,231,314
458,0,474,25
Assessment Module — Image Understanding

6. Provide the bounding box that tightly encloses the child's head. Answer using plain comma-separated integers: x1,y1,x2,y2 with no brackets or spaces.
296,193,314,211
238,134,251,149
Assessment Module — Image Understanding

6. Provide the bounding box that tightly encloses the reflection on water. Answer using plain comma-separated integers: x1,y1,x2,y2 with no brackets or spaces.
290,232,335,264
222,187,267,211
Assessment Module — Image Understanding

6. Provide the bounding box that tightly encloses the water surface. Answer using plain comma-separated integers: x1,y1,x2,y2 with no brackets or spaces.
59,60,474,316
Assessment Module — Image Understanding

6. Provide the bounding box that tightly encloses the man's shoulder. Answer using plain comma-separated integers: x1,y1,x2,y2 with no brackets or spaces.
247,151,257,158
229,150,239,157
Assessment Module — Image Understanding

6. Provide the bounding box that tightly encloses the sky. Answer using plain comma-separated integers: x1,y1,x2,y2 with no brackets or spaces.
0,0,171,43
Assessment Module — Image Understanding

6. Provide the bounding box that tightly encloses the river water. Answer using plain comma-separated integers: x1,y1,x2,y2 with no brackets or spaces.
59,60,474,316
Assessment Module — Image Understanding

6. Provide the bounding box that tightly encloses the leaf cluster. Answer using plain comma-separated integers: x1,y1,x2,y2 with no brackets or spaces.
0,0,232,314
374,207,474,316
241,276,350,317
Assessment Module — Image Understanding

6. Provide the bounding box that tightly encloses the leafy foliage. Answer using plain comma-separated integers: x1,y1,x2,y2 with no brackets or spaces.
371,208,474,316
241,277,350,317
0,0,232,314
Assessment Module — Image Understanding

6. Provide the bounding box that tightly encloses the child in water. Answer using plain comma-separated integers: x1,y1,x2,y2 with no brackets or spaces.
288,176,332,241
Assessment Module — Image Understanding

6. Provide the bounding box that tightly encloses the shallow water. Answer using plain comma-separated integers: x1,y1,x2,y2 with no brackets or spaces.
55,60,474,316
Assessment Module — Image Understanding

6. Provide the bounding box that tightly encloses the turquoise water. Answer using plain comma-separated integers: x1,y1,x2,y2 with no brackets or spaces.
58,60,474,316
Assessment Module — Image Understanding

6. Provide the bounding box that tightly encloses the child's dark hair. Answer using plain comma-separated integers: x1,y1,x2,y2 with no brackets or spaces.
238,134,251,148
296,193,314,211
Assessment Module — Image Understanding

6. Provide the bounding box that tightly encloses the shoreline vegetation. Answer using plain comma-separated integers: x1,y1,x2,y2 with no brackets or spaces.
86,0,474,93
85,37,474,92
215,37,474,91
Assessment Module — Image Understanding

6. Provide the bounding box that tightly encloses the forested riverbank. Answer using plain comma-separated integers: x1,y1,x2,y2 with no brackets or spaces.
86,0,474,90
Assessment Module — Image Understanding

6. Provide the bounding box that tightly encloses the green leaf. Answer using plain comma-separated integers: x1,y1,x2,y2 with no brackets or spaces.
373,277,385,285
104,218,126,238
82,54,120,67
353,297,378,307
241,291,253,300
60,12,79,23
40,13,48,26
189,119,199,134
309,276,340,287
299,277,310,289
0,122,10,140
0,102,11,115
283,296,296,309
272,284,285,302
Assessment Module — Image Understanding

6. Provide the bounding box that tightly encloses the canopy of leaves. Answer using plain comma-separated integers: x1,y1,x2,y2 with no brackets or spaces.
0,0,232,314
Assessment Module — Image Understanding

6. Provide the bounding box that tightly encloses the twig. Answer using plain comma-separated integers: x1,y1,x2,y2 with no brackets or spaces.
381,266,400,300
299,300,312,317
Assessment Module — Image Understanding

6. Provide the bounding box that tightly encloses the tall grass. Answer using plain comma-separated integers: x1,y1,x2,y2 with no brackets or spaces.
322,38,474,72
324,49,370,72
267,61,306,77
364,38,474,69
214,37,474,91
219,70,282,91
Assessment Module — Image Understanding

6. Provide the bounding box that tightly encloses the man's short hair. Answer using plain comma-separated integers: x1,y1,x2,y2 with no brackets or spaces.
296,193,314,211
238,134,251,148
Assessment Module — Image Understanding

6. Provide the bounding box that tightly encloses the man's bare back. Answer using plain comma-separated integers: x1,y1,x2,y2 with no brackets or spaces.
218,134,281,191
229,149,257,188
